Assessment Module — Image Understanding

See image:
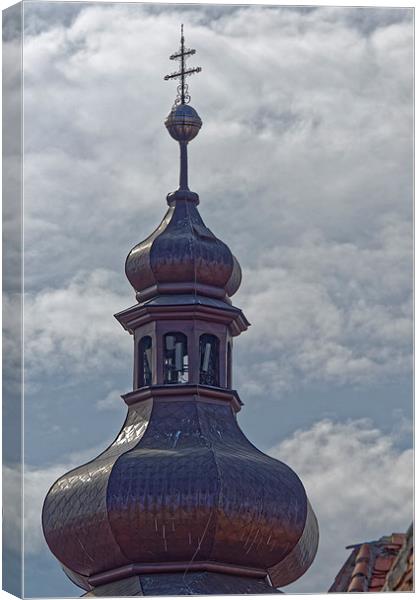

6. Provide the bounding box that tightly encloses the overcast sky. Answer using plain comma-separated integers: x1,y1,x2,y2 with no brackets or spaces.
3,2,413,596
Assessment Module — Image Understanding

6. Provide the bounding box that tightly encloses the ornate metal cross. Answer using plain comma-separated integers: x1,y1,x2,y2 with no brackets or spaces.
164,24,202,105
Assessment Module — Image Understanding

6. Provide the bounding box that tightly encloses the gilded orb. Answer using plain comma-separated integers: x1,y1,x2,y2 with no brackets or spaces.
165,103,202,142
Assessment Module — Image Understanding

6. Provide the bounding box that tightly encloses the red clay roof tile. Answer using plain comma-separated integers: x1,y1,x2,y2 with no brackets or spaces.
348,576,366,592
353,561,369,577
373,556,395,572
369,576,386,588
391,533,407,545
356,544,371,561
328,523,413,593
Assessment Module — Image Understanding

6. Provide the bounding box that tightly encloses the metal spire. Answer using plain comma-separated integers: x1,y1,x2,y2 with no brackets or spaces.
164,24,202,105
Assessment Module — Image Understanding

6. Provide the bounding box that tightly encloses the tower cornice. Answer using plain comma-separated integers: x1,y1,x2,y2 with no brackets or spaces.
88,560,269,588
121,383,243,413
114,296,250,336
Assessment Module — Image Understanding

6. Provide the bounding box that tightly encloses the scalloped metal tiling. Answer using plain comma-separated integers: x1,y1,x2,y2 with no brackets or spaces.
43,397,314,589
42,401,153,577
125,199,237,296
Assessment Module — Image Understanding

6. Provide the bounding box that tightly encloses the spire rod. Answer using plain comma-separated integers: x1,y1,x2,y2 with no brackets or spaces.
164,24,202,106
164,26,203,206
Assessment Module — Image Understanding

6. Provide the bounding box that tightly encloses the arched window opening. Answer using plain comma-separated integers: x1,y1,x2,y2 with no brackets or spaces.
138,336,152,388
164,333,188,384
227,341,232,388
199,334,219,386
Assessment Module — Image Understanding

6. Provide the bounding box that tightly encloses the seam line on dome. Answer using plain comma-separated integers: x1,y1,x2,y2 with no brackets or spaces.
104,403,155,567
181,401,220,586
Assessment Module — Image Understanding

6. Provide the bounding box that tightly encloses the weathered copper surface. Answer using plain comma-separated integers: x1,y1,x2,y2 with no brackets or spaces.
125,199,242,302
114,294,249,338
137,572,281,596
42,395,317,590
121,385,243,412
89,561,268,586
42,402,153,578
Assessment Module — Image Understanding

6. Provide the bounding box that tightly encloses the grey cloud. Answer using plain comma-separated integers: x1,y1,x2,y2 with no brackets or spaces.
3,293,22,390
3,464,22,557
23,1,85,36
96,387,125,411
10,440,107,557
20,4,413,288
321,6,413,35
3,6,23,298
2,3,22,42
269,418,413,592
24,269,130,378
234,217,412,392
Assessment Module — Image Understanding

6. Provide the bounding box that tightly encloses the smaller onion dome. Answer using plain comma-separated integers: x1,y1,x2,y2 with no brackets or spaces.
165,104,202,142
126,35,240,305
125,200,242,303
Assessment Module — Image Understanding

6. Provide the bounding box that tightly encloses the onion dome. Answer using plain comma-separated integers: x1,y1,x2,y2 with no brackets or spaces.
125,30,242,304
125,200,242,303
42,396,318,593
125,81,242,303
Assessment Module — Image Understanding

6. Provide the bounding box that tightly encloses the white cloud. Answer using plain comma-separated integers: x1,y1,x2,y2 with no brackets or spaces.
96,388,124,411
3,293,22,393
269,418,413,592
3,465,22,556
5,460,74,558
24,269,130,377
23,463,69,556
235,216,412,393
5,441,111,557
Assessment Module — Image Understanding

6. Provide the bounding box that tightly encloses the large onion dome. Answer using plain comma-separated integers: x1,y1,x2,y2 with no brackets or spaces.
42,396,318,593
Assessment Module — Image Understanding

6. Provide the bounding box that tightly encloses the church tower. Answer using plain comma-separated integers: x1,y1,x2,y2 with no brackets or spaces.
42,28,319,596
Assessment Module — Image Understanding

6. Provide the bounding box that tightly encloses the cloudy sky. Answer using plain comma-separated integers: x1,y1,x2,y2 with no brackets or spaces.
3,1,413,596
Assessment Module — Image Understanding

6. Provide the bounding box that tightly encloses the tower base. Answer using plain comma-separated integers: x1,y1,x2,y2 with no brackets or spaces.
83,572,283,596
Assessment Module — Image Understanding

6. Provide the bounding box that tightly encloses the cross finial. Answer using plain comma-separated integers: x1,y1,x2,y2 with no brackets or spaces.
164,25,202,105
